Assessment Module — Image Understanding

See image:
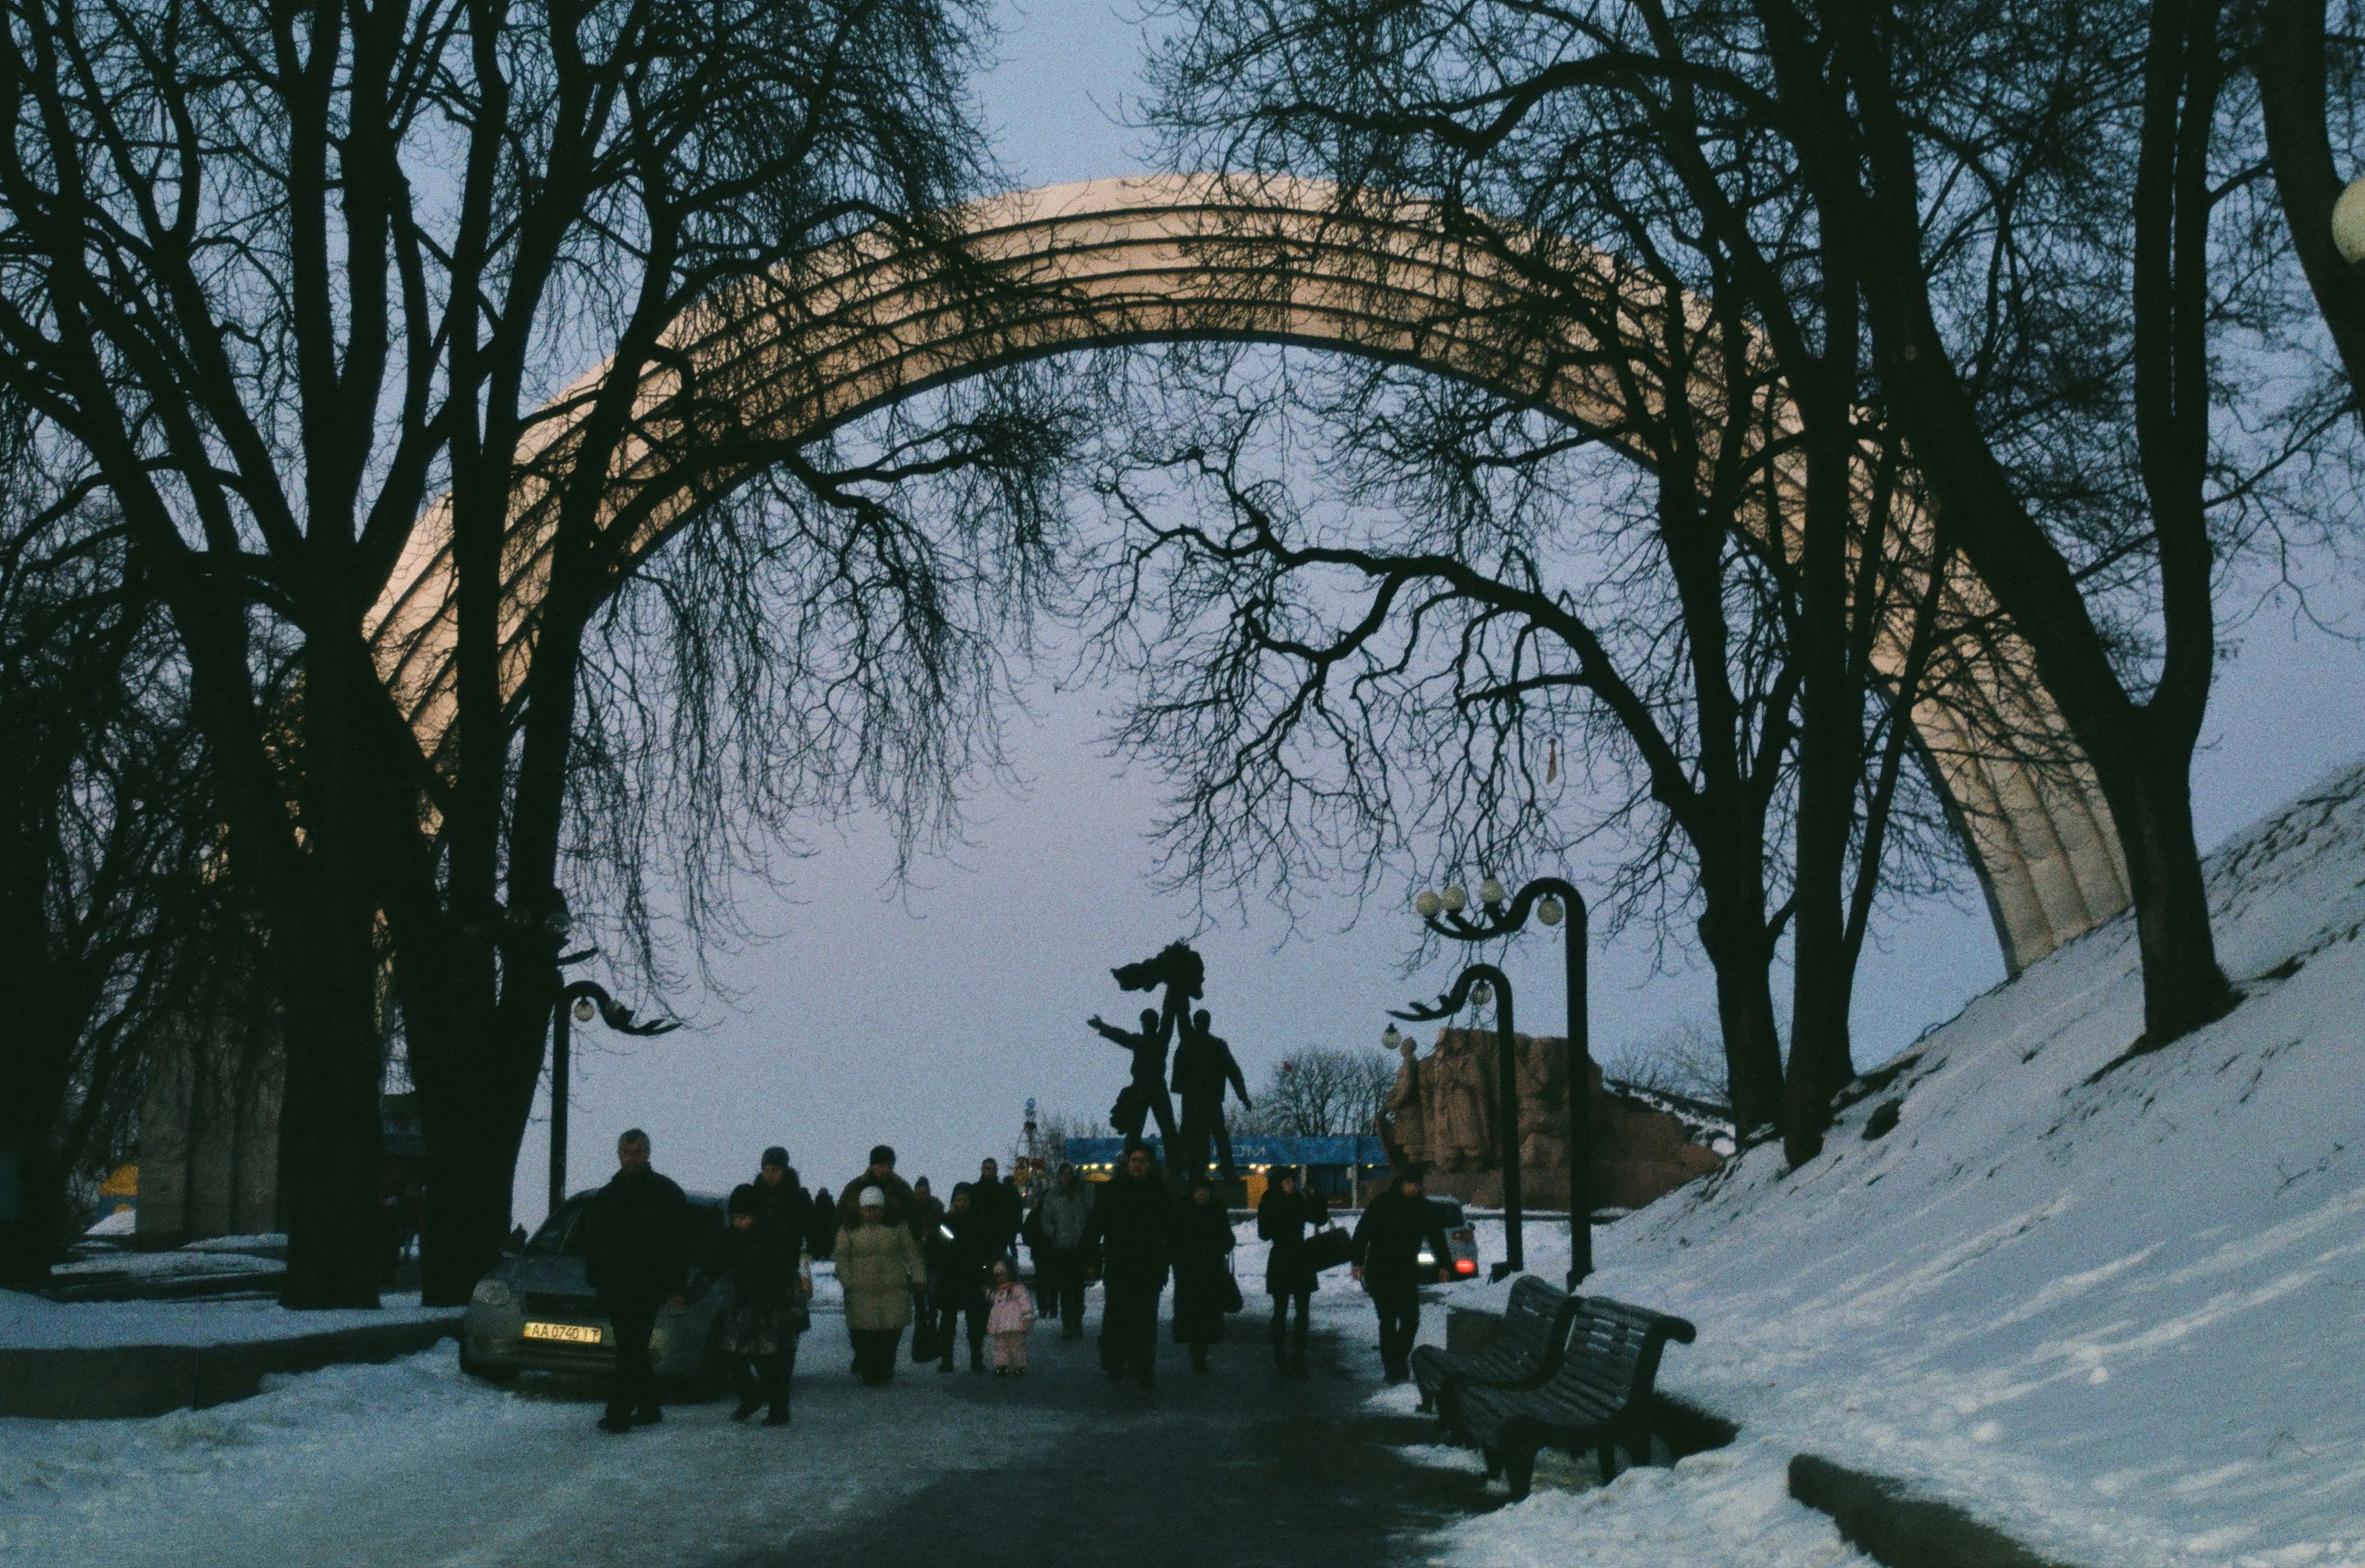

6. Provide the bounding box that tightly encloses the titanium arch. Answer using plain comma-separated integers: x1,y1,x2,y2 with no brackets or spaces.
364,174,2129,972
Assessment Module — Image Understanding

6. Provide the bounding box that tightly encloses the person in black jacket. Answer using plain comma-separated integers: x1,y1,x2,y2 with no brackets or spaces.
694,1184,809,1425
1087,1141,1173,1388
583,1128,691,1432
806,1186,836,1260
1257,1167,1326,1377
752,1147,811,1258
1170,1176,1237,1373
928,1184,995,1372
970,1158,1023,1263
1350,1164,1454,1384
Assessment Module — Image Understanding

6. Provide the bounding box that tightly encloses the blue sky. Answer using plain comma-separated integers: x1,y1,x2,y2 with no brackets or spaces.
512,0,2365,1220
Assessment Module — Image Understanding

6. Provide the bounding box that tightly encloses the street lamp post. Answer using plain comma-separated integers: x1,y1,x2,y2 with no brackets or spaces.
548,970,680,1219
1391,963,1524,1278
1410,876,1594,1288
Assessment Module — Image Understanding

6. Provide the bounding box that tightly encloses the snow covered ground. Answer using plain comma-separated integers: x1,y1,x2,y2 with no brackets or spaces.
0,1316,1105,1567
0,1290,450,1350
1460,757,2365,1568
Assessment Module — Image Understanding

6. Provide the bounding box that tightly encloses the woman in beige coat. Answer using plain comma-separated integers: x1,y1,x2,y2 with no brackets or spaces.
835,1186,926,1385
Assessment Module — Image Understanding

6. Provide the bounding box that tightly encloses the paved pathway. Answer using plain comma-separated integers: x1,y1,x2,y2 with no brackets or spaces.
725,1316,1495,1568
0,1293,1499,1567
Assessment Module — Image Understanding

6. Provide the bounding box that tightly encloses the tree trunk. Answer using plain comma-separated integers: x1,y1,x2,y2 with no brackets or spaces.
400,926,559,1306
417,1056,541,1306
0,1144,67,1285
1696,889,1786,1137
2092,732,2232,1047
274,638,391,1311
274,916,387,1308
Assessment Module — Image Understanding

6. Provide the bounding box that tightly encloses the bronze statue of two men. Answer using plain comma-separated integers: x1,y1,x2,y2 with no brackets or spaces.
1087,942,1251,1181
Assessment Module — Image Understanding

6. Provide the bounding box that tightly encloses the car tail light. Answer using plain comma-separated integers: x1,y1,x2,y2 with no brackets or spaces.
1455,1258,1478,1276
1451,1229,1475,1244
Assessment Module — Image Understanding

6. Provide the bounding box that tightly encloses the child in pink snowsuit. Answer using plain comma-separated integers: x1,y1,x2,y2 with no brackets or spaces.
985,1260,1036,1374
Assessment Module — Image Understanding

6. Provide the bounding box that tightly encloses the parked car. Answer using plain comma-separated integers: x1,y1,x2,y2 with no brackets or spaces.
459,1189,731,1395
1415,1197,1482,1280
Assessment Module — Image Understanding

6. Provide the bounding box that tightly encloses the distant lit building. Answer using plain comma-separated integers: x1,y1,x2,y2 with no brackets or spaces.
1062,1134,1390,1207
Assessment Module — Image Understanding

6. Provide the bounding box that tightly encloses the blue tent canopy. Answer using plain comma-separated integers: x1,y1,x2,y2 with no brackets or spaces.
1062,1134,1388,1170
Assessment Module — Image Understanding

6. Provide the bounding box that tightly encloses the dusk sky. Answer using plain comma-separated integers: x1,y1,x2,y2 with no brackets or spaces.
512,0,2365,1224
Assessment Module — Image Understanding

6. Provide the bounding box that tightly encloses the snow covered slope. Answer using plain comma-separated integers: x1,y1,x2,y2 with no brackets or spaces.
1569,759,2365,1567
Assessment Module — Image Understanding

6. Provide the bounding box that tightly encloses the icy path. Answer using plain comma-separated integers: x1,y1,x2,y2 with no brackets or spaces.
0,1312,1103,1567
0,1259,1878,1568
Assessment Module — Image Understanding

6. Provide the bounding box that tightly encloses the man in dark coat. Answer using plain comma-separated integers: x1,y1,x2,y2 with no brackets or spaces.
1351,1164,1454,1384
583,1127,691,1432
1257,1167,1327,1376
1171,1008,1252,1180
753,1147,811,1257
807,1186,836,1260
835,1145,916,1230
1087,1141,1173,1388
970,1158,1023,1260
908,1176,946,1251
928,1184,996,1372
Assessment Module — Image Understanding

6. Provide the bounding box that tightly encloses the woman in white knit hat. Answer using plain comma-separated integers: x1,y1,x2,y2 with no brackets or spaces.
834,1186,926,1384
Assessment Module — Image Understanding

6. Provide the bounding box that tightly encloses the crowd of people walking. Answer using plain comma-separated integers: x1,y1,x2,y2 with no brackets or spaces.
575,1129,1461,1433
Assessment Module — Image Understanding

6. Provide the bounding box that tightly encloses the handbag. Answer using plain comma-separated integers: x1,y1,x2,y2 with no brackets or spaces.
1303,1223,1355,1273
1218,1263,1244,1314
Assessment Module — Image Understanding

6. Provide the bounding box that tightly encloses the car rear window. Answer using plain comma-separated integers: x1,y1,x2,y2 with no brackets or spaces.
1429,1198,1467,1227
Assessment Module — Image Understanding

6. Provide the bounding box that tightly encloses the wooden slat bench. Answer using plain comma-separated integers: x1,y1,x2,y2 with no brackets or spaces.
1457,1296,1697,1500
1409,1276,1578,1418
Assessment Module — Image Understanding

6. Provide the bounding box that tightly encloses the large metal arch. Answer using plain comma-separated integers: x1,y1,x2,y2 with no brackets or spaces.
364,174,2129,973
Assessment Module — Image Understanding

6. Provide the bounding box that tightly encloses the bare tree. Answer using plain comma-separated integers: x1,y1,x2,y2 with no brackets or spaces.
0,0,1078,1303
1756,0,2342,1048
1089,332,1970,1143
0,475,212,1281
1023,1107,1114,1171
1597,1016,1731,1109
1143,0,2350,1135
1238,1044,1398,1137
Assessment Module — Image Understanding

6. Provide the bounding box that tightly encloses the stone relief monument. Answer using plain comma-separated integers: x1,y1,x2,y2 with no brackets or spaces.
1378,1026,1727,1211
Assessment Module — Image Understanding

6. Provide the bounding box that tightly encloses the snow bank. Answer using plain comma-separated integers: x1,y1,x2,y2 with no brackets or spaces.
1430,1438,1875,1568
49,1248,280,1282
1544,758,2365,1567
0,1291,450,1350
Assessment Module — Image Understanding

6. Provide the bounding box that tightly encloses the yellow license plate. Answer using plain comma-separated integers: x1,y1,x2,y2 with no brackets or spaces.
521,1321,604,1345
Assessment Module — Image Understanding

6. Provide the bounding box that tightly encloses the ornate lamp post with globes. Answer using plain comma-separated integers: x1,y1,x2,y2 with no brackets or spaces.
1406,875,1594,1288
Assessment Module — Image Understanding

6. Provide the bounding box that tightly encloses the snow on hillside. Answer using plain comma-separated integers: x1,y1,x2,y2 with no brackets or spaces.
1541,759,2365,1567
